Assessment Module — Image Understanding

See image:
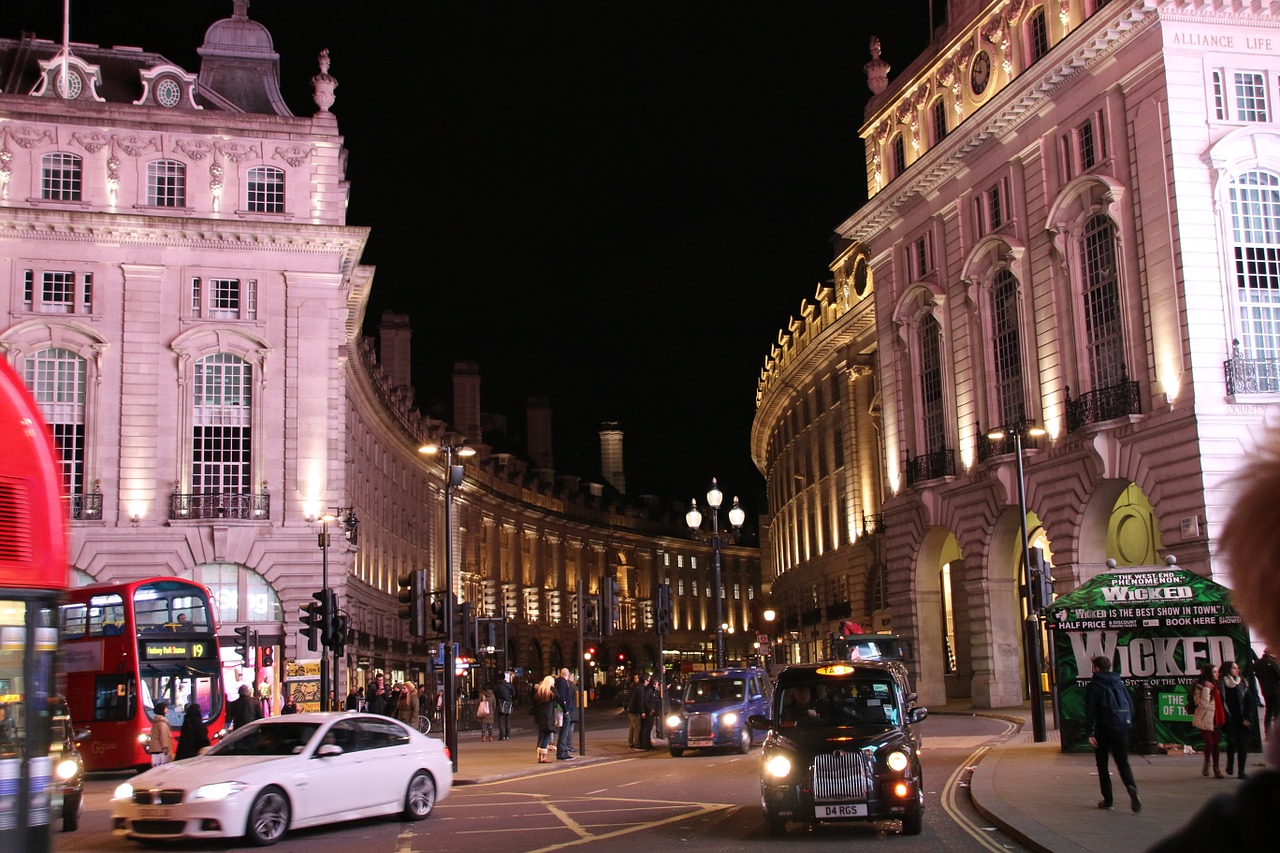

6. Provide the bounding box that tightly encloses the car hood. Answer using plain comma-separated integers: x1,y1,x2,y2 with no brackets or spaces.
130,754,290,787
770,726,908,753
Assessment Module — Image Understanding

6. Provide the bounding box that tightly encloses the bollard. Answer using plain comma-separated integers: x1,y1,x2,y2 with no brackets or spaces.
1133,683,1159,755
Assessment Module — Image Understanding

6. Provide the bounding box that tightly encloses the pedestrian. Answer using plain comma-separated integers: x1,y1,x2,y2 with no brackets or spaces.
280,692,299,715
626,674,644,749
366,673,388,716
651,677,665,742
1083,655,1140,812
1191,663,1225,779
395,682,419,728
175,701,209,760
640,675,659,749
148,701,174,766
228,683,262,730
532,674,557,763
385,683,405,720
476,684,496,742
1255,647,1280,737
495,671,515,740
554,668,577,760
344,686,361,711
257,680,273,717
1218,660,1257,780
1148,427,1280,851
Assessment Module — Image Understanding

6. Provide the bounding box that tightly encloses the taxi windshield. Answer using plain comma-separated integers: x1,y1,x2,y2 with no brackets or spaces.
681,677,745,704
778,677,900,727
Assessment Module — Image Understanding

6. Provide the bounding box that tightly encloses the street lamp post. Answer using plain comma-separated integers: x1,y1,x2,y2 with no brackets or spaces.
987,420,1047,743
419,440,475,773
686,478,745,670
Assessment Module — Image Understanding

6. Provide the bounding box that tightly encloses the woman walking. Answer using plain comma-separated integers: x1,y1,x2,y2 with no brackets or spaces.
1218,660,1256,779
532,675,557,763
1192,664,1224,778
476,684,496,742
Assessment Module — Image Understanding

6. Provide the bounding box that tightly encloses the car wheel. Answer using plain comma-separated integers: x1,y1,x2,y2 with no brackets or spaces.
669,747,684,757
61,790,82,832
901,807,923,836
766,814,787,836
245,786,290,846
403,770,437,820
736,727,752,754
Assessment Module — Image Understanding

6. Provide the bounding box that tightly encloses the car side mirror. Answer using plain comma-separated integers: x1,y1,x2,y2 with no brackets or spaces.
747,713,773,731
316,743,344,757
909,707,929,724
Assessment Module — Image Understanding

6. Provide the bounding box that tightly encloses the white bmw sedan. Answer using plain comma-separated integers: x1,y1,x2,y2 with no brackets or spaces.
111,711,451,846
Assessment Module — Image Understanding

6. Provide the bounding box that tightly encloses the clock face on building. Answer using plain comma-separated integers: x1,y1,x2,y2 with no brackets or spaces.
970,50,991,96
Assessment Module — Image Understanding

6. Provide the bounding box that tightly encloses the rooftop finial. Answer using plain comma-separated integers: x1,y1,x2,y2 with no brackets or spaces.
233,0,250,20
312,49,337,114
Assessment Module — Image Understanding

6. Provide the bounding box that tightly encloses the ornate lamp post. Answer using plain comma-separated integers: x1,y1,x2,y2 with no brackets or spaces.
987,419,1048,743
686,478,745,669
419,440,475,772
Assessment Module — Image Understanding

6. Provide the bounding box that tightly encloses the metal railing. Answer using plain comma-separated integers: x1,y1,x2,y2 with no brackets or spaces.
1064,372,1141,433
169,491,270,520
66,492,102,520
1224,339,1280,395
904,447,955,486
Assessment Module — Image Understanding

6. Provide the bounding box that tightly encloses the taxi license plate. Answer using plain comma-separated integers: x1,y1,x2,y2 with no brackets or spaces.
817,803,867,819
689,739,714,747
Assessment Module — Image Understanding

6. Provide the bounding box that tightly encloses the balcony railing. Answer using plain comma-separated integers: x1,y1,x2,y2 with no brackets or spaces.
1065,370,1141,433
66,492,102,520
904,447,955,486
1224,339,1280,395
169,491,270,520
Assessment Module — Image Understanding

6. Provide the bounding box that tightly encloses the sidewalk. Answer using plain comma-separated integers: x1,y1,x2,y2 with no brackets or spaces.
441,702,1267,853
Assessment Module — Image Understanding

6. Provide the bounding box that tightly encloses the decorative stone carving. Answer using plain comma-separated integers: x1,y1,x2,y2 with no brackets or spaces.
273,145,316,167
174,139,216,161
865,36,890,95
312,49,338,114
70,130,111,154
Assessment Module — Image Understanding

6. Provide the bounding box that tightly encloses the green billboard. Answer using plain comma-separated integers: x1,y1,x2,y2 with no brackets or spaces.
1044,564,1257,753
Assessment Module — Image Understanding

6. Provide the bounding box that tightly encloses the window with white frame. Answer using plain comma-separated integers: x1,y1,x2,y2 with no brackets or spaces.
908,233,933,279
189,277,257,320
41,271,74,313
991,269,1026,423
24,348,87,500
24,269,94,315
1234,71,1269,122
1230,170,1280,360
919,313,946,452
192,353,252,494
147,159,187,207
1081,214,1126,389
974,180,1008,237
1059,112,1106,181
246,165,285,213
41,152,82,201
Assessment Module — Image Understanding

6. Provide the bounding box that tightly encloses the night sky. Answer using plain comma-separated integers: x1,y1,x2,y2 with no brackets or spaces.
12,1,931,517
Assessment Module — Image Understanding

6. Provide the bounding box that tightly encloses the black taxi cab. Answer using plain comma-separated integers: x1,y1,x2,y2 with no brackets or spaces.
747,660,927,836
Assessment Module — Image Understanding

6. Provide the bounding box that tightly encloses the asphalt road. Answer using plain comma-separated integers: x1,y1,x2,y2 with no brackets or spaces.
57,713,1030,853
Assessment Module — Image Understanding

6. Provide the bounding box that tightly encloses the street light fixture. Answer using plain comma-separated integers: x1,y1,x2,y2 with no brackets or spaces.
986,419,1048,743
309,506,357,712
686,478,745,669
419,439,476,773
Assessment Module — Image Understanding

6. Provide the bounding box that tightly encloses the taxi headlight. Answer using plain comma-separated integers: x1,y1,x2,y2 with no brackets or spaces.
113,782,135,801
665,714,683,730
764,753,792,779
192,781,246,801
720,712,739,727
55,758,79,781
886,750,910,772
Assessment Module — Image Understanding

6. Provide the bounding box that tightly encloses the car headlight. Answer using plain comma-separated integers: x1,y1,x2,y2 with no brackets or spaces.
665,714,683,730
720,712,739,727
113,782,135,801
886,750,910,772
764,753,792,779
192,782,247,801
55,758,79,782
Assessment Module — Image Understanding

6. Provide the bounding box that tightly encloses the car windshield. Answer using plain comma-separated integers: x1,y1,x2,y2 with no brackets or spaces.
777,677,901,727
681,677,745,704
209,722,320,757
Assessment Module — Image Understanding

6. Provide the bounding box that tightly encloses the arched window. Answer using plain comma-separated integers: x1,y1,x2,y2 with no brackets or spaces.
41,152,82,201
1081,213,1126,389
24,347,88,509
246,165,284,213
192,353,253,494
1230,170,1280,361
147,159,186,207
187,563,282,624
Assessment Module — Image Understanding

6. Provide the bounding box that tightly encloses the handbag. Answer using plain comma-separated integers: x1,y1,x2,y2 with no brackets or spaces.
499,699,513,715
477,698,491,716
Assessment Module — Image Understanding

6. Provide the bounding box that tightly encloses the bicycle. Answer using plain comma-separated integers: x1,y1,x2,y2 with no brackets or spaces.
417,714,432,735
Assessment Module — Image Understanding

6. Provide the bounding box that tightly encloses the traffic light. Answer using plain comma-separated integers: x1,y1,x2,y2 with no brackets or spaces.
429,594,447,637
233,625,251,661
602,577,619,636
453,600,471,646
1029,547,1054,612
397,570,426,637
298,601,320,652
332,613,349,657
312,588,336,647
583,595,600,635
655,583,672,635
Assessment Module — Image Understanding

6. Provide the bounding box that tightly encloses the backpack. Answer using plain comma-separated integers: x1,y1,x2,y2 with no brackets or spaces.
1101,679,1133,730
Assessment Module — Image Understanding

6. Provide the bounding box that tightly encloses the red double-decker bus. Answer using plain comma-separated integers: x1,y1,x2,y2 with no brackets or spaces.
0,358,69,852
59,577,226,773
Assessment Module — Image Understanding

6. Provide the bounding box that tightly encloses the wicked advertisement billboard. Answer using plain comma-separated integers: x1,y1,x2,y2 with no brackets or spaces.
1044,564,1257,753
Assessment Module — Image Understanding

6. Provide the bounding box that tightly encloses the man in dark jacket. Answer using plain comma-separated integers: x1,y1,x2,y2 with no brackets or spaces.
1253,646,1280,735
626,674,645,749
1084,656,1140,812
366,673,388,716
494,671,515,740
638,675,659,750
554,668,577,760
228,683,262,730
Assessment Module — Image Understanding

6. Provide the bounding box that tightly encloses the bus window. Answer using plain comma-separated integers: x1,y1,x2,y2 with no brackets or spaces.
93,676,134,722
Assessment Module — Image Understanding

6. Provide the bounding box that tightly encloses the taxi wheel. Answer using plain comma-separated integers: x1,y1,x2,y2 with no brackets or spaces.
901,807,923,836
245,785,290,846
736,728,752,754
669,747,684,757
403,771,436,820
765,814,787,836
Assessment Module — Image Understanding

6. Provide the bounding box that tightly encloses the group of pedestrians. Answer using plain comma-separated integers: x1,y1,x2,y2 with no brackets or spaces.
626,673,661,750
1190,657,1267,780
529,668,580,762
